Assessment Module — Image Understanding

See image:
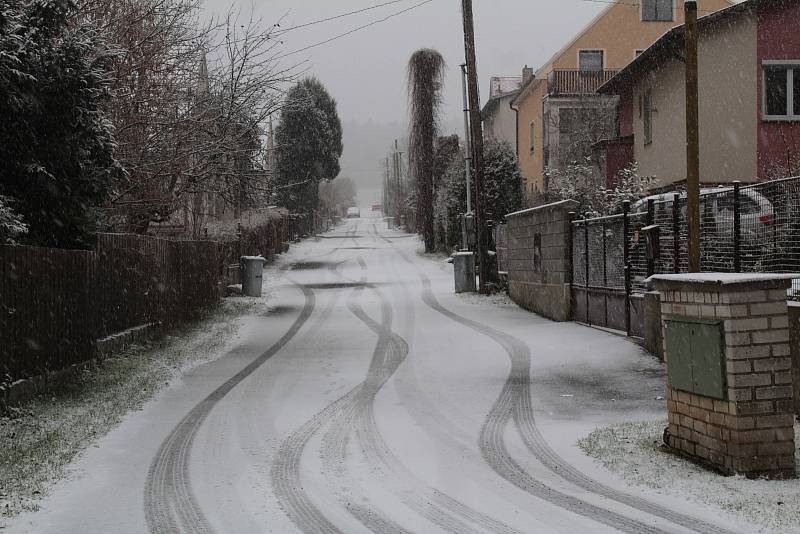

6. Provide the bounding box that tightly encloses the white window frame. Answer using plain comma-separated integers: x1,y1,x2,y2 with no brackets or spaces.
762,60,800,122
577,49,605,72
640,0,675,22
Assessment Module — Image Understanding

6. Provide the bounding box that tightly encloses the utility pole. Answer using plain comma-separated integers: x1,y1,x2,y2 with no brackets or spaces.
393,139,405,228
385,157,391,221
460,64,473,214
685,0,701,272
461,0,488,293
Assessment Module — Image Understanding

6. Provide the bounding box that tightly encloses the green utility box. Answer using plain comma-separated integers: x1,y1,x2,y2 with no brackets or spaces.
664,317,726,399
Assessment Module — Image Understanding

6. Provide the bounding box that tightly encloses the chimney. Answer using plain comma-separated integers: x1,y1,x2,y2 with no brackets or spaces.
522,65,534,83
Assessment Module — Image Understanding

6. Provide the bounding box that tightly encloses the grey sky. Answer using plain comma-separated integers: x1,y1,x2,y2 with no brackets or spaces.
204,0,607,202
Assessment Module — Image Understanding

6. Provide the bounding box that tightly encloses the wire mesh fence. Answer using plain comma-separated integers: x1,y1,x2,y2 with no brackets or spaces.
572,175,800,300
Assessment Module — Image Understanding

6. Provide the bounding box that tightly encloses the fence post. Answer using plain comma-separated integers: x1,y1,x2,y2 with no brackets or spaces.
623,200,631,337
672,193,681,273
568,212,576,321
584,219,590,325
568,212,576,288
733,180,741,272
646,198,655,278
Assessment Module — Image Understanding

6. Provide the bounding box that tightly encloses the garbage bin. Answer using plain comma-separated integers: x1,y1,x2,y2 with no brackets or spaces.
240,256,267,297
453,251,476,293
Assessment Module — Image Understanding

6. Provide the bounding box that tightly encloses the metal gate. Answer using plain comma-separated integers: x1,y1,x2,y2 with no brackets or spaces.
570,204,645,337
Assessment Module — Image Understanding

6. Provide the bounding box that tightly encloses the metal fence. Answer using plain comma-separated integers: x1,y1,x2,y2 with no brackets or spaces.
625,177,800,294
570,175,800,335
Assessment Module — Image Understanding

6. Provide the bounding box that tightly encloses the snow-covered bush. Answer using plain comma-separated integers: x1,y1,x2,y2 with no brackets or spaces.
0,196,27,244
433,139,523,252
547,159,654,216
0,0,120,247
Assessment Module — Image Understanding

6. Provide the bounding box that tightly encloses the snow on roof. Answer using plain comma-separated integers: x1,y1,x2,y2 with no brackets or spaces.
647,272,800,285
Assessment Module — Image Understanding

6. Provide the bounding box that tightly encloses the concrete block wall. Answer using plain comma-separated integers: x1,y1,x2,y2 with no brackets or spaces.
505,200,578,322
656,276,796,478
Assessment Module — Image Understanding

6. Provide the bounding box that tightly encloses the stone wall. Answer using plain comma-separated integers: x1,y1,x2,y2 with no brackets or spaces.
655,275,796,478
505,200,578,322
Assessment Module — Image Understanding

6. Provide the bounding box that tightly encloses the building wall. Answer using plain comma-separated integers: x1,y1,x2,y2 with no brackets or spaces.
484,94,518,149
757,0,800,179
618,88,634,137
513,0,733,201
633,11,758,187
516,81,547,201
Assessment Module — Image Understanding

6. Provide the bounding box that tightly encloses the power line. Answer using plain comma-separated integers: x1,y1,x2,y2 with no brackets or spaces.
274,0,415,35
274,0,434,60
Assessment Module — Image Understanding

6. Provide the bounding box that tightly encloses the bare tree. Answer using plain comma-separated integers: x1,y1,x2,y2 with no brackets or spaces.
407,49,445,252
78,0,298,235
543,94,618,184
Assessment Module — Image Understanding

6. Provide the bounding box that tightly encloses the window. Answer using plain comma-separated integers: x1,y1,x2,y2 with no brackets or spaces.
529,121,536,153
643,90,653,145
579,50,604,72
762,62,800,119
635,49,645,58
642,0,673,21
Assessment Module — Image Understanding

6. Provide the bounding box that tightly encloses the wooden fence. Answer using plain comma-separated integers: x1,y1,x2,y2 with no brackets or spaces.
1,234,224,385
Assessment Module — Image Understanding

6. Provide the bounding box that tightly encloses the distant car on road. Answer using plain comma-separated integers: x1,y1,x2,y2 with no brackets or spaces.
346,207,360,218
371,203,382,212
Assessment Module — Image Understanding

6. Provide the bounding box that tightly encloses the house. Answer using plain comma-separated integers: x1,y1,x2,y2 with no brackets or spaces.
598,0,800,188
510,0,733,203
481,76,522,148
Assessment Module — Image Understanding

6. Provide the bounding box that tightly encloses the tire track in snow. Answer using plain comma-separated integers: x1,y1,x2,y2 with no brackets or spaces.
325,256,523,534
418,274,738,534
270,258,410,534
144,282,316,534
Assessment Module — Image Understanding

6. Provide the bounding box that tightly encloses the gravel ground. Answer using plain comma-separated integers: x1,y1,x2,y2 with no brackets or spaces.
580,419,800,533
0,298,265,521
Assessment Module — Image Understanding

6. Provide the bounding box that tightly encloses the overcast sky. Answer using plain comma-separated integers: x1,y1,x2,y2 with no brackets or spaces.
203,0,607,202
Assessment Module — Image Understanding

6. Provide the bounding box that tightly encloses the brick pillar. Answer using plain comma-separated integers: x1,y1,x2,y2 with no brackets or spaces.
652,274,797,479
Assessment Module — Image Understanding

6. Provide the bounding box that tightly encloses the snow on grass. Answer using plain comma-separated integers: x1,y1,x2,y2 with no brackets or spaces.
0,298,264,521
580,419,800,533
456,289,516,308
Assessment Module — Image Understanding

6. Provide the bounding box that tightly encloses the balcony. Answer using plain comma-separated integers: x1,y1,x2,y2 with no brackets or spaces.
547,69,620,96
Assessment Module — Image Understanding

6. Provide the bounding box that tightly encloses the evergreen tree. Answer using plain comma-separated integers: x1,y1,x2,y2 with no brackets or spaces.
434,140,523,251
0,0,120,248
274,77,343,216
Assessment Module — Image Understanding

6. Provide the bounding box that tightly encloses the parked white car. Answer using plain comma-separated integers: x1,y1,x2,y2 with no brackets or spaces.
346,207,360,218
631,186,776,258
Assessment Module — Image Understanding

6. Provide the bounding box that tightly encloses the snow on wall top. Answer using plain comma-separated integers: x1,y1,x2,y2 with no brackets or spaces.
647,273,800,286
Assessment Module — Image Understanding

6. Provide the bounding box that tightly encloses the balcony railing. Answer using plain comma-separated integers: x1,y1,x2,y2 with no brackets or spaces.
547,69,620,95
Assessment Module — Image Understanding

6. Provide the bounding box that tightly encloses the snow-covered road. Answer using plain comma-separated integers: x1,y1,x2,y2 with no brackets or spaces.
6,216,751,534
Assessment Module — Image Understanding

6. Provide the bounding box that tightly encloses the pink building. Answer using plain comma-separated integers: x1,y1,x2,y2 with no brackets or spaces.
599,0,800,189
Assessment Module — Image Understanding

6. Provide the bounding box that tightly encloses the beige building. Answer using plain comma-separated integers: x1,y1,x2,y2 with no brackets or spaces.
599,2,767,187
482,76,522,149
511,0,733,203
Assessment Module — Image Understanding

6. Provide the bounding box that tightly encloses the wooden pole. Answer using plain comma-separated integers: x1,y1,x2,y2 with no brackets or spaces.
461,0,489,293
685,0,701,272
